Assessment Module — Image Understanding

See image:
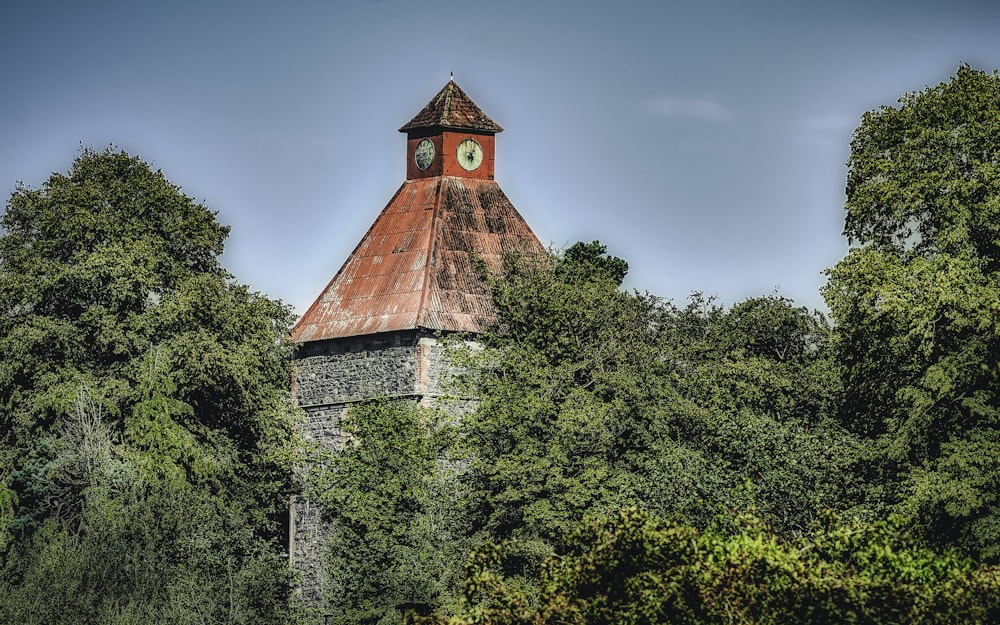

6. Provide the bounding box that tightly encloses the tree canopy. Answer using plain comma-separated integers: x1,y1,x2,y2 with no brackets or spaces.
826,65,1000,561
0,148,302,624
444,508,1000,625
843,65,1000,265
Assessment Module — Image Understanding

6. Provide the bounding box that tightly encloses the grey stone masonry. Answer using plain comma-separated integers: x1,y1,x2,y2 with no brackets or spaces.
297,331,422,406
290,329,468,613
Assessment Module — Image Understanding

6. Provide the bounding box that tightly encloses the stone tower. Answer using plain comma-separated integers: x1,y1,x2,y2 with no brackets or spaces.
289,79,544,607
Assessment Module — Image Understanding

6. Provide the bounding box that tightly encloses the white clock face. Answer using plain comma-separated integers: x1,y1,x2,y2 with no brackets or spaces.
414,139,435,171
456,138,483,171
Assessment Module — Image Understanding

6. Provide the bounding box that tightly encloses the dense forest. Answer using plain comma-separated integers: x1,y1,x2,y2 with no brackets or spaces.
2,66,1000,624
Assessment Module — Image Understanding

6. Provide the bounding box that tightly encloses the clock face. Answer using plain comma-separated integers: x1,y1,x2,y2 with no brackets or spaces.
414,139,435,171
456,138,483,171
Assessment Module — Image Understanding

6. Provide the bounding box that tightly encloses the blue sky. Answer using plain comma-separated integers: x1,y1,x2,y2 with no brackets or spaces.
3,0,999,315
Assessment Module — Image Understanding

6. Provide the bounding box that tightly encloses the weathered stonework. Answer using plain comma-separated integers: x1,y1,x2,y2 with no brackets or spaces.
295,331,429,406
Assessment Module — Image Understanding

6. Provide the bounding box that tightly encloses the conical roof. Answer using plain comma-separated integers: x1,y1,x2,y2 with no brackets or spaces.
399,80,504,134
292,176,542,342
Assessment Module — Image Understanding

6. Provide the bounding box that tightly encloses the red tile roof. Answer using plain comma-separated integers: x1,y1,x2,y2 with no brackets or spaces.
399,80,504,134
292,176,543,342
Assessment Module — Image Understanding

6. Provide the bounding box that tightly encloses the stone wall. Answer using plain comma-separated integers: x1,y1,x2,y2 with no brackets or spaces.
295,331,425,407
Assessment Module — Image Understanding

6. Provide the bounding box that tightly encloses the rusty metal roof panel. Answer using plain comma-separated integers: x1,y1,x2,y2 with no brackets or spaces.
293,176,544,342
329,271,424,300
399,80,504,134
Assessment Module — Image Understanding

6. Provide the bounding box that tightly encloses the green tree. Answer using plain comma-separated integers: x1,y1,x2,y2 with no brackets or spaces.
843,65,1000,265
318,400,464,624
824,66,1000,559
0,148,302,622
659,294,861,533
320,240,853,620
458,244,668,550
439,508,1000,625
0,452,14,552
458,244,851,569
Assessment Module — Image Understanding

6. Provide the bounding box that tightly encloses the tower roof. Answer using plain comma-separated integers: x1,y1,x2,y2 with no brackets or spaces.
399,80,504,134
292,176,542,342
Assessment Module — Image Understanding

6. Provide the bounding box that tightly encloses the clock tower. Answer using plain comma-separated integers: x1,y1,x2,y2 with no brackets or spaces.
289,79,544,608
401,79,502,180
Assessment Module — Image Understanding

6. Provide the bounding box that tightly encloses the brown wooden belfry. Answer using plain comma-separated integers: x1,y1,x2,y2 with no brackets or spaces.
292,80,542,343
289,79,544,608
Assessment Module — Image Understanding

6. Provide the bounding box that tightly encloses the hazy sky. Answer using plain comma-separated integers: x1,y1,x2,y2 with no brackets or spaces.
3,0,999,315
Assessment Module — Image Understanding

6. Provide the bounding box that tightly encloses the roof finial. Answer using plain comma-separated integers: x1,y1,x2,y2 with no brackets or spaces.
450,71,454,81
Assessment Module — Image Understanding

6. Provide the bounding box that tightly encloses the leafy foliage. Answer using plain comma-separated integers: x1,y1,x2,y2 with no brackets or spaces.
843,65,1000,264
459,244,852,547
458,243,668,545
826,66,1000,560
439,508,1000,625
0,148,302,623
315,241,855,622
318,400,465,624
1,471,295,625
